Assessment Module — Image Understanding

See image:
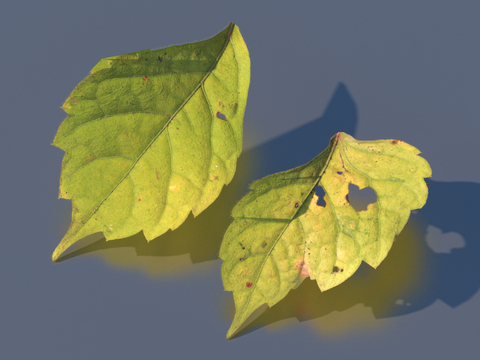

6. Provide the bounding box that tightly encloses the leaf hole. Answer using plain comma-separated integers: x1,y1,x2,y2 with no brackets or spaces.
314,186,326,206
337,171,343,175
347,183,377,212
215,111,227,121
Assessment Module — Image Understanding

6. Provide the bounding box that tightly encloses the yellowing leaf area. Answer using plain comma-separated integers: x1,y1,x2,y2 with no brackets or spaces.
220,133,431,338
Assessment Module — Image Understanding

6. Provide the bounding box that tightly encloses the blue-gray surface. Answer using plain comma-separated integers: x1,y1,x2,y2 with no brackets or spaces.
1,1,479,359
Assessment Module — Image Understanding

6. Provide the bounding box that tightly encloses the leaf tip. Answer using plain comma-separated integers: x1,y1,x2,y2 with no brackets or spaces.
52,248,62,263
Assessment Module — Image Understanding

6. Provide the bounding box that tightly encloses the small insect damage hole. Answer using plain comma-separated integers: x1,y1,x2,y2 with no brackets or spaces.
215,111,227,121
314,186,326,206
347,183,377,212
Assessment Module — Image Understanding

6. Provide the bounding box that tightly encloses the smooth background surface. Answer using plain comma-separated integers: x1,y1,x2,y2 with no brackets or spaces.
1,1,479,359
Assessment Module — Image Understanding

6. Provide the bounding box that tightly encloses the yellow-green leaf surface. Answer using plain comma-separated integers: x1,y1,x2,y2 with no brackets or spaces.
52,23,250,262
220,133,431,338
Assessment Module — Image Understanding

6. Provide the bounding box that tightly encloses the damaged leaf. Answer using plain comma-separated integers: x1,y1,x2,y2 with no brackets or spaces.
52,23,250,261
220,132,431,338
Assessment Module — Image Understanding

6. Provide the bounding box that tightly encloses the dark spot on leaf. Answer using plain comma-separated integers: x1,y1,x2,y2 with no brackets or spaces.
242,247,245,250
215,111,227,121
239,258,244,262
337,171,343,175
332,266,340,273
261,241,267,248
157,56,163,62
391,140,398,145
145,58,148,61
295,202,299,208
246,282,252,288
142,76,149,81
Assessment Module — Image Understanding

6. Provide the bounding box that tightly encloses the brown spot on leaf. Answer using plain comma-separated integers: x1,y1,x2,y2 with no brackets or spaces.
391,140,398,145
331,266,343,274
246,282,253,288
86,154,96,164
138,197,142,201
156,168,159,180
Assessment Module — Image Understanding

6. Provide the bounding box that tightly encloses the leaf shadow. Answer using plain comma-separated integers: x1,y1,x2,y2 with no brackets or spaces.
382,179,480,318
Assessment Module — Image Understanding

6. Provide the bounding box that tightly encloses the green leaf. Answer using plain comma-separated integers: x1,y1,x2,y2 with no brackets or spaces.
220,132,431,338
52,23,250,262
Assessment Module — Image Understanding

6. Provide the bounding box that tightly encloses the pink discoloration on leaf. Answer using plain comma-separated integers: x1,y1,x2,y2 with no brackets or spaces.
296,258,311,278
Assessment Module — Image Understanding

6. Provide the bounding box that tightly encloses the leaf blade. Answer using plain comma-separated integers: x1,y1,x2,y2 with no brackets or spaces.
53,23,250,261
220,132,431,338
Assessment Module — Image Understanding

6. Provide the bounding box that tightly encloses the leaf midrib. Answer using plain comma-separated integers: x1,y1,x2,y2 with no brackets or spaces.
232,133,341,333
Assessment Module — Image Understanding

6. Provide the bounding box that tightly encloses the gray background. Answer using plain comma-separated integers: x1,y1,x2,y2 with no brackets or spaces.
1,0,479,359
